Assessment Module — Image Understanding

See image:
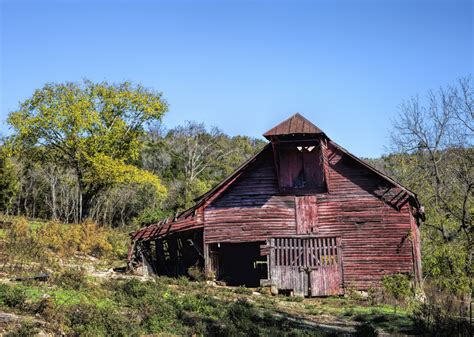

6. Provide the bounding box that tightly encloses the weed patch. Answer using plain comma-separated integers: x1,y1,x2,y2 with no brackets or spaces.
0,283,27,309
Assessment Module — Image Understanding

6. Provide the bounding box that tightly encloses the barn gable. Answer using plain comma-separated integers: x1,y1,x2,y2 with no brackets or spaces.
205,113,420,214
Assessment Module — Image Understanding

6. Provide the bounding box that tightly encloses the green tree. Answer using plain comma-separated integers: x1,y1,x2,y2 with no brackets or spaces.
7,80,168,221
0,152,19,214
389,76,473,295
141,121,266,215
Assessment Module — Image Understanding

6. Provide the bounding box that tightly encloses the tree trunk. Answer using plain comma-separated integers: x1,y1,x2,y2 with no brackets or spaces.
75,161,84,222
51,176,57,220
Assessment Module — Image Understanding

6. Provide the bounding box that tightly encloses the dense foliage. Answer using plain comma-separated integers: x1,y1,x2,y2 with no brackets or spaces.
0,215,128,271
3,80,168,223
0,81,264,227
141,121,266,213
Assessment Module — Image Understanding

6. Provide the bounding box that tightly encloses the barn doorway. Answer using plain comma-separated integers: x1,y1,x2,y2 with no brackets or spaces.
269,237,343,296
213,242,267,287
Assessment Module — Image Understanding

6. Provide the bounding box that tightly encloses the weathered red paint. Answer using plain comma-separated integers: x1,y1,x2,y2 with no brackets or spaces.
130,113,423,293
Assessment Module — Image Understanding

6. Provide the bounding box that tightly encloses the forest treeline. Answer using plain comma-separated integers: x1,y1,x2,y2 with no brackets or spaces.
0,77,472,296
0,81,265,226
0,122,264,226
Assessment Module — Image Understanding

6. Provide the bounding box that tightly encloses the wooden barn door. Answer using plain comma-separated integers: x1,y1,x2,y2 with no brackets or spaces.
307,237,343,296
295,196,318,234
269,237,343,297
270,238,308,296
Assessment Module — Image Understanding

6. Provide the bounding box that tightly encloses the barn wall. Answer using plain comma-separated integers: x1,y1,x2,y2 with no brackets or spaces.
204,147,296,243
204,142,415,289
320,142,413,289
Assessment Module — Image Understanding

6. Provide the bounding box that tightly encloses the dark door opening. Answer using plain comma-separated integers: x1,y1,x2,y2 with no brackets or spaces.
214,242,267,287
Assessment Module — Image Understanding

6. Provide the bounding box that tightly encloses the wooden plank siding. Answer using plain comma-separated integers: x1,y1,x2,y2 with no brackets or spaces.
295,196,318,234
130,114,422,293
205,147,297,243
320,142,413,288
204,141,416,290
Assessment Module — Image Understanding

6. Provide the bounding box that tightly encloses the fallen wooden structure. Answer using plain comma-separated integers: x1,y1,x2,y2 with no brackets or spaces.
12,273,49,282
129,113,424,296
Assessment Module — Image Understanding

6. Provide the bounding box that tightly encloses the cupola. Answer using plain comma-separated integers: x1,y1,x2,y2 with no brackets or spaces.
263,113,328,194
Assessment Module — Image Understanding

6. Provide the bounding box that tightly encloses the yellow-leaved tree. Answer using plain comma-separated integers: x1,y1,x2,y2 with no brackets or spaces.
7,80,168,221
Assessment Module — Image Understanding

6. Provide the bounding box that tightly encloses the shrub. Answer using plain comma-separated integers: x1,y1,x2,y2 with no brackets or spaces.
411,300,471,336
36,220,65,253
382,273,412,313
345,286,365,302
57,221,114,258
117,278,155,299
3,217,48,267
143,312,184,335
37,219,124,258
284,295,304,302
35,296,57,321
0,283,27,309
65,303,138,337
354,322,378,337
411,283,471,336
5,321,40,337
176,276,191,287
106,229,129,260
367,286,382,305
226,299,261,335
3,217,128,271
187,265,205,281
53,269,88,290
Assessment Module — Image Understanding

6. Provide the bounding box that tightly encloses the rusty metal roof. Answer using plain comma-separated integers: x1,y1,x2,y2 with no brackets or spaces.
130,214,201,242
263,113,324,139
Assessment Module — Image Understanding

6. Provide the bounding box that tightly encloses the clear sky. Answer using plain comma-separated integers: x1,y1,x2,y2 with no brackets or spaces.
0,0,472,157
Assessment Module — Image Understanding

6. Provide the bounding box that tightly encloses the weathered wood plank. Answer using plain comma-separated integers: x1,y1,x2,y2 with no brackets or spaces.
203,140,415,290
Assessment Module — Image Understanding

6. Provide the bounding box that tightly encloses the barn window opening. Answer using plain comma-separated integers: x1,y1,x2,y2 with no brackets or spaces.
276,142,326,193
297,146,315,152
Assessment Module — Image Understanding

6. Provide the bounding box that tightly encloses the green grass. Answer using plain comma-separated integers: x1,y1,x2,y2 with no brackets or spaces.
2,277,348,336
0,215,419,336
308,299,412,333
2,282,105,307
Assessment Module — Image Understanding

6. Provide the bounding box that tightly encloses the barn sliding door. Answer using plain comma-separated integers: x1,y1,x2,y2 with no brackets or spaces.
269,237,343,296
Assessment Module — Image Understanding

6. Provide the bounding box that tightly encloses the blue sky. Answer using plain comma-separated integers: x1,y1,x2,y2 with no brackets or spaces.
0,0,472,157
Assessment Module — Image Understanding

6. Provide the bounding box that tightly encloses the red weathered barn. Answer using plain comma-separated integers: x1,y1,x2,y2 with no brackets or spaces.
129,113,423,296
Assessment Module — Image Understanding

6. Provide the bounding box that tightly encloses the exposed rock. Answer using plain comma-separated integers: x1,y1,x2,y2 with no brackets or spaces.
0,312,21,323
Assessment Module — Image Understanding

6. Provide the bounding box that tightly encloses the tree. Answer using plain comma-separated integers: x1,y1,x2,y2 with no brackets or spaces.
166,122,232,188
141,121,266,213
0,153,19,214
389,76,473,294
7,80,168,221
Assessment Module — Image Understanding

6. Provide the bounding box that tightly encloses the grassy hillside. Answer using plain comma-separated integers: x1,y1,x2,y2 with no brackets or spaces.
0,216,467,336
